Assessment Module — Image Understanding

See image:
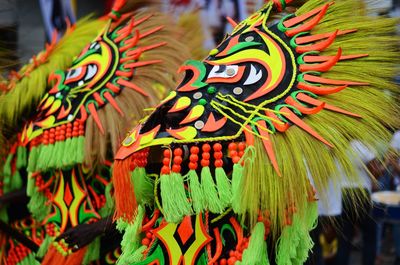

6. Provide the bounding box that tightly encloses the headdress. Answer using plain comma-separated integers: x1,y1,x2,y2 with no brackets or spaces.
112,0,399,264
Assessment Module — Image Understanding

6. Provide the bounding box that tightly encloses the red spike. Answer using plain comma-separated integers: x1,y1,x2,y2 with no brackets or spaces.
296,30,338,53
106,82,121,93
87,103,105,134
284,3,332,28
77,105,88,122
300,48,342,72
281,107,333,147
124,60,162,69
117,79,149,97
303,53,369,63
285,4,330,37
93,92,105,105
120,55,140,63
296,92,361,117
139,26,164,39
139,42,167,53
123,30,140,46
265,111,290,132
111,0,127,12
256,120,281,176
298,82,347,95
285,96,325,114
226,16,238,27
296,29,356,45
104,91,124,116
303,74,369,86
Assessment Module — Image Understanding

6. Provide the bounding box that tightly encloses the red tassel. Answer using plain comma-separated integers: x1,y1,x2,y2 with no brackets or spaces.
285,3,330,36
296,30,338,53
281,107,333,147
113,158,138,222
299,48,342,72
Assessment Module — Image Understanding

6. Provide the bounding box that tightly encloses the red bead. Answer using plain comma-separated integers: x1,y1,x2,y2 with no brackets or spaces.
214,152,223,159
229,150,237,158
72,132,79,137
232,156,240,164
146,232,152,239
172,165,181,173
190,146,199,154
202,152,210,160
173,148,183,156
229,250,235,257
162,158,170,166
228,142,237,151
202,144,211,152
189,162,197,170
201,160,209,167
238,151,244,157
228,257,237,265
214,160,223,167
189,154,198,162
141,238,150,246
163,149,171,157
220,259,227,265
173,156,182,165
161,166,170,174
49,128,55,133
238,142,246,151
213,143,222,151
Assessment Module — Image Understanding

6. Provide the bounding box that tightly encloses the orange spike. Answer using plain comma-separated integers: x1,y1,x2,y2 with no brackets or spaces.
303,74,369,86
281,107,333,147
297,82,347,95
117,79,149,97
256,120,281,176
226,16,238,27
296,92,361,118
139,26,164,39
104,91,124,116
116,70,133,78
285,96,325,114
285,4,329,37
93,92,105,105
139,42,167,53
296,30,338,53
299,48,342,72
120,55,140,63
244,125,254,146
106,82,121,93
124,60,162,69
133,14,153,27
111,0,127,11
284,3,332,28
296,29,356,45
303,53,369,63
114,18,134,43
265,111,290,132
123,30,140,46
87,102,105,134
78,105,88,122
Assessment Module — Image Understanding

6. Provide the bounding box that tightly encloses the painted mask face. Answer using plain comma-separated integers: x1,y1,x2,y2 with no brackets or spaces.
116,3,360,161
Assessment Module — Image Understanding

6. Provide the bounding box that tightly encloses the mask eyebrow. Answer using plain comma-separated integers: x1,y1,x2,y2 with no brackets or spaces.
226,41,262,56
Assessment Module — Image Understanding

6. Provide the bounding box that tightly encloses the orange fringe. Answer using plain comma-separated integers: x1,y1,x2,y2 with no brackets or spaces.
112,158,137,222
41,245,87,265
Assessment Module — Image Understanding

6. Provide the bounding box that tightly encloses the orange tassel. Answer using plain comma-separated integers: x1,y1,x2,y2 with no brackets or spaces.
113,158,138,222
42,246,87,265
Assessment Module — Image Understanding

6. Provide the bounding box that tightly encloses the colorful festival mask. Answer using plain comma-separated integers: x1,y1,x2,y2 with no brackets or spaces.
113,0,399,264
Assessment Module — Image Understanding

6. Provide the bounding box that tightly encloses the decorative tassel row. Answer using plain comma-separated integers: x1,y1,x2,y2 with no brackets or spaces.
27,121,85,173
240,221,270,265
187,146,204,214
230,142,246,214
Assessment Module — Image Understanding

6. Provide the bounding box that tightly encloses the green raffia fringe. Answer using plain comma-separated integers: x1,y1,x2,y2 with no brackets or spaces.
122,245,147,264
116,218,129,233
0,208,8,222
2,153,14,194
99,183,115,218
82,236,101,265
201,166,224,214
276,202,318,265
132,167,154,206
231,163,244,213
11,170,23,191
16,252,40,265
37,235,52,258
187,169,205,214
118,206,145,265
27,136,85,173
27,188,50,222
26,173,35,197
16,145,27,169
240,222,270,265
159,171,193,223
215,167,232,209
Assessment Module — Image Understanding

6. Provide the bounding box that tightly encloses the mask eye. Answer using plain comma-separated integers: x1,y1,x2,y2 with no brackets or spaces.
66,67,83,80
208,65,239,79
